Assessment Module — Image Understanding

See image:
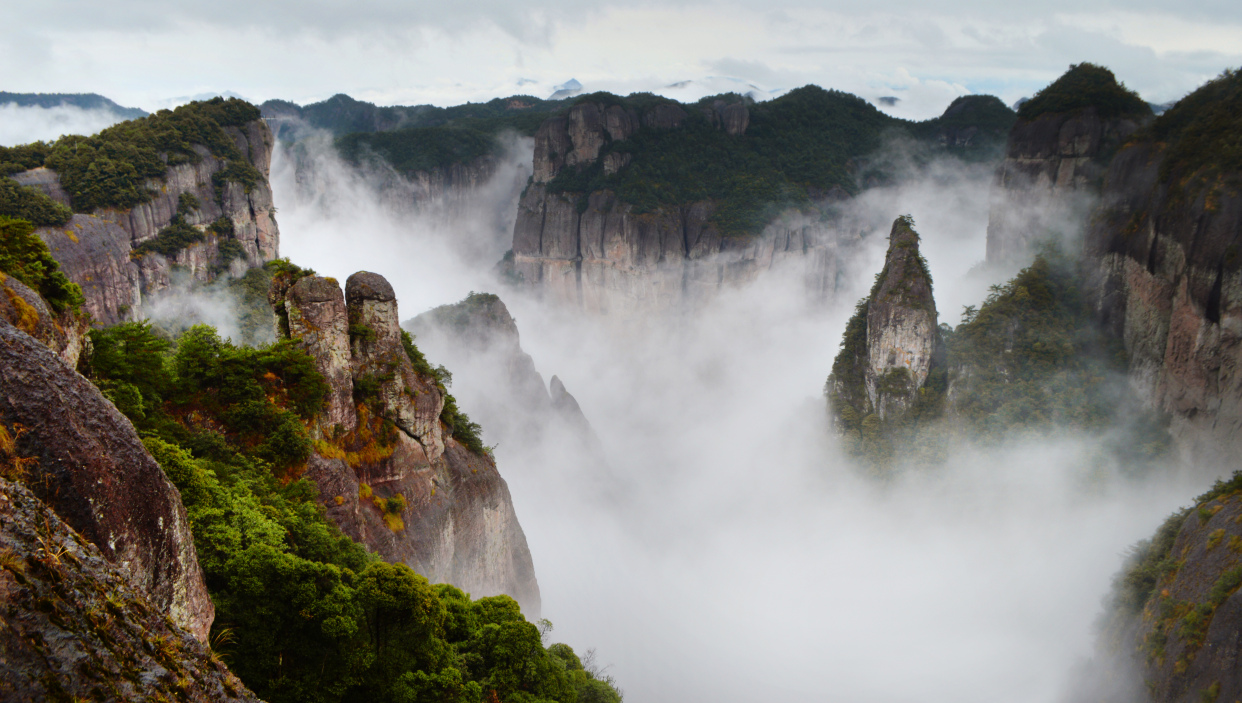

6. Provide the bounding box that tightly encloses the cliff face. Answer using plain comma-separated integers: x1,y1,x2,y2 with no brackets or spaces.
0,478,259,702
828,217,940,424
271,273,540,614
404,293,600,452
17,120,279,326
1084,73,1242,464
0,317,214,641
985,106,1145,264
504,99,851,314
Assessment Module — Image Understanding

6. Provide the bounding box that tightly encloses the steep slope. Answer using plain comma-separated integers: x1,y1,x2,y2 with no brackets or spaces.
826,216,941,456
1,98,280,325
503,88,1013,313
0,478,259,702
271,271,541,614
404,293,606,478
1086,68,1242,463
986,63,1152,263
0,317,214,640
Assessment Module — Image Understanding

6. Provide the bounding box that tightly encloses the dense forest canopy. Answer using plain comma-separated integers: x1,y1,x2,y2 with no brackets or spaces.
81,275,619,703
0,97,262,213
1017,62,1152,121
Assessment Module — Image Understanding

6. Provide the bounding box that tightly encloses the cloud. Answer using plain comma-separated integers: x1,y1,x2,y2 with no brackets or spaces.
0,104,130,147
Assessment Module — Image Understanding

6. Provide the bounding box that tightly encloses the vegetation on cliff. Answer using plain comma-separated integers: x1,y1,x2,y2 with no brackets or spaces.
1142,68,1242,200
0,215,84,313
0,97,263,212
83,319,618,703
1017,63,1151,122
545,86,1014,237
830,245,1168,469
0,176,72,226
264,92,560,138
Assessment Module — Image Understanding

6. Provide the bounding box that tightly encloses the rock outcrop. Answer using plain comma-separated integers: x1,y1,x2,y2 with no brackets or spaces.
0,317,214,640
1082,69,1242,465
404,293,599,448
271,273,540,614
18,119,280,326
0,478,259,702
827,217,940,425
0,273,89,367
503,98,853,314
985,66,1151,264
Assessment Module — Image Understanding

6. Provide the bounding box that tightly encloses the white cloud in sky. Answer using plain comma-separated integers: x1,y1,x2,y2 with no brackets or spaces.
0,2,1238,119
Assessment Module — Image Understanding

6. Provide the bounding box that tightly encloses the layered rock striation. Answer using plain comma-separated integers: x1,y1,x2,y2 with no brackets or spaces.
503,97,853,314
0,317,215,641
17,119,279,326
271,272,540,614
827,216,940,426
1085,69,1242,464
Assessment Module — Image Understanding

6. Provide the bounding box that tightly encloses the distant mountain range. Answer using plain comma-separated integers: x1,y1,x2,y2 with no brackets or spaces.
0,92,147,119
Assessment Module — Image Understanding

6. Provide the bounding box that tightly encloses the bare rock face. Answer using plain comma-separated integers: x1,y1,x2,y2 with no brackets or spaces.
0,478,259,702
985,107,1145,264
272,274,541,614
347,272,445,454
0,318,214,641
508,97,855,315
865,218,939,417
828,217,940,425
285,275,356,435
1086,139,1242,465
0,274,89,367
25,119,280,326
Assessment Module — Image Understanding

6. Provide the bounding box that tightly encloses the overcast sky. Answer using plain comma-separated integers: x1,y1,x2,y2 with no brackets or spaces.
3,0,1239,119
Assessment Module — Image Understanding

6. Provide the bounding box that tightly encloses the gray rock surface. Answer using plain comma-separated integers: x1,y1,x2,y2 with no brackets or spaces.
286,275,356,435
27,119,280,326
0,274,89,367
0,478,259,702
0,318,214,641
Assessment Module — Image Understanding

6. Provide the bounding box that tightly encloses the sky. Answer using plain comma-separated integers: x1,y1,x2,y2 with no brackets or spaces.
2,0,1240,119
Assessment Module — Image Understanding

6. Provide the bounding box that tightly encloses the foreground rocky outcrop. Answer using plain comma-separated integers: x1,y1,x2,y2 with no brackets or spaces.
827,216,940,426
986,65,1151,264
0,273,89,367
271,272,540,614
0,317,214,640
0,478,258,702
17,116,279,326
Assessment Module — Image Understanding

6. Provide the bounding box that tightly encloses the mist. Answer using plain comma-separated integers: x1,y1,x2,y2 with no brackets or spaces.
274,133,1212,702
0,103,129,146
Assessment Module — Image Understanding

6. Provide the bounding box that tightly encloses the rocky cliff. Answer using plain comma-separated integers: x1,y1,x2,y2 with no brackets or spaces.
271,272,540,614
0,273,89,367
0,477,259,702
828,216,940,427
14,114,279,326
404,292,602,456
986,64,1151,264
0,317,215,641
1085,68,1242,465
501,96,855,314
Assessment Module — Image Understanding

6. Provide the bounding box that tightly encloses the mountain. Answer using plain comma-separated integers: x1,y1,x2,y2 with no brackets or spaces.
0,98,279,325
985,63,1153,263
0,91,147,119
497,87,1013,314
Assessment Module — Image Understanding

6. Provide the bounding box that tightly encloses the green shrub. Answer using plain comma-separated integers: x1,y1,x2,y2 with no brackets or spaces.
0,178,72,226
0,215,84,312
131,219,204,258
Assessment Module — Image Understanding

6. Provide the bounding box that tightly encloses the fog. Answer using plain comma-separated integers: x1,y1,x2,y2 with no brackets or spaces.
0,104,129,146
273,133,1211,702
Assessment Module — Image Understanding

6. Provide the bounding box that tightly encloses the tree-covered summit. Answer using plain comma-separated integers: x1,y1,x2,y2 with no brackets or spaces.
1017,62,1152,122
